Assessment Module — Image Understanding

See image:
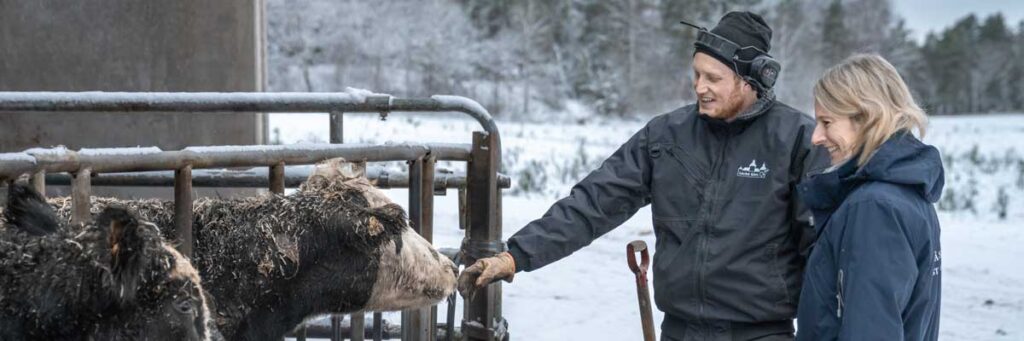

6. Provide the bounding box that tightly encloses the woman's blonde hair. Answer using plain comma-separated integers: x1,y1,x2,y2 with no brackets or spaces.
814,53,928,166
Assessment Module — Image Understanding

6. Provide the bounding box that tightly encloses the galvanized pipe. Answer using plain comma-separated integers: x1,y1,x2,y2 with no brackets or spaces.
43,167,512,189
0,92,501,168
0,143,472,179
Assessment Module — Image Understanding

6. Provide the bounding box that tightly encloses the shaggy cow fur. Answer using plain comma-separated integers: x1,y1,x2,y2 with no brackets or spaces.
48,159,457,340
0,183,211,340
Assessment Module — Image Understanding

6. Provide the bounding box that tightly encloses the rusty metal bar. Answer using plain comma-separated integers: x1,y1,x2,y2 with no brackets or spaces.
70,168,91,225
0,143,471,178
269,161,285,194
30,171,45,196
350,312,365,341
174,165,193,258
462,132,506,341
330,111,343,144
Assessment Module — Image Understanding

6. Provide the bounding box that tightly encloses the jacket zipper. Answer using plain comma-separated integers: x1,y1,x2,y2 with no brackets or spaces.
664,146,705,190
836,269,845,318
698,134,731,320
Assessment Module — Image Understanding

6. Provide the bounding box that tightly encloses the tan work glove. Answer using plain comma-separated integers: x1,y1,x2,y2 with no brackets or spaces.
457,252,516,298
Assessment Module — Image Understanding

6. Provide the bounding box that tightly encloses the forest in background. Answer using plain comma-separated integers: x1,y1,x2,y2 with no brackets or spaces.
267,0,1024,119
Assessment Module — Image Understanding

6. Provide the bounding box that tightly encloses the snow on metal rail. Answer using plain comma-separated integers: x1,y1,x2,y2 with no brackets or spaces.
0,143,472,180
0,91,501,162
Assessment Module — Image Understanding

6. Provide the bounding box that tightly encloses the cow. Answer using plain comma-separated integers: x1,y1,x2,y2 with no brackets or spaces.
0,183,212,340
49,158,458,340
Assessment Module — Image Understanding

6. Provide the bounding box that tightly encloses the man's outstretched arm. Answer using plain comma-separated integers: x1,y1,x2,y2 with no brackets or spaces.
459,123,654,295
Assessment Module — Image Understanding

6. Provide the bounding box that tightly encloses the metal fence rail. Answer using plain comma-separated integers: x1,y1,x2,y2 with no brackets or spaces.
0,92,507,341
43,167,512,190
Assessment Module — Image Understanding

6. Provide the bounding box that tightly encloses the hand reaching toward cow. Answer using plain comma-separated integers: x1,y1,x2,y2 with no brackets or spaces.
457,252,516,298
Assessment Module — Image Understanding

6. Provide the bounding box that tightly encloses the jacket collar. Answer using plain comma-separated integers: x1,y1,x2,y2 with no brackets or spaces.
697,96,775,133
798,132,945,231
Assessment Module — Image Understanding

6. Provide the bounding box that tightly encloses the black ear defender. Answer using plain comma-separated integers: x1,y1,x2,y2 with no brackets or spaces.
679,19,781,93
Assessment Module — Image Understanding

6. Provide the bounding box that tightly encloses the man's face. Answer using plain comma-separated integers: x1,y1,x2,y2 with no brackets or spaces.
692,53,756,120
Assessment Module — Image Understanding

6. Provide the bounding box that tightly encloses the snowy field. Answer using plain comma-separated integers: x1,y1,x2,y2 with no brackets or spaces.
271,112,1024,340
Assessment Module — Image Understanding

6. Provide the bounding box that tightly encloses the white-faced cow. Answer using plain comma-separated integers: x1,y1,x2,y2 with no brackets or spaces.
1,183,212,340
51,159,458,340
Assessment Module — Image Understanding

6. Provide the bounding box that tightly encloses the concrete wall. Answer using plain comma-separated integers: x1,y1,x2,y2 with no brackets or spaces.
0,0,266,152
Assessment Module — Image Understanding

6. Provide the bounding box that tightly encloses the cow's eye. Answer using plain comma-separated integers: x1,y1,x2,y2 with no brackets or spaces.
175,297,194,314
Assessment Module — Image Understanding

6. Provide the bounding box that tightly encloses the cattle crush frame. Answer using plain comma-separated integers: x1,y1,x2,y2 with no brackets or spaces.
0,92,510,341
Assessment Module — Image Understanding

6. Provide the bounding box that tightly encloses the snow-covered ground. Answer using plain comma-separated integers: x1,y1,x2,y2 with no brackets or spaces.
272,112,1024,340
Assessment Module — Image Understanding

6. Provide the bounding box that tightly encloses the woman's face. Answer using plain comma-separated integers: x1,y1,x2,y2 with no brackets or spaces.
812,103,860,165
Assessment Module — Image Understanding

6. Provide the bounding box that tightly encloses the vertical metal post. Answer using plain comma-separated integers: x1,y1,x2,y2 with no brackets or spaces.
270,161,285,194
331,314,344,341
30,171,45,196
373,312,383,341
174,165,193,258
272,161,291,341
71,168,92,225
403,155,436,341
351,311,365,341
323,110,344,341
463,132,503,341
330,111,344,144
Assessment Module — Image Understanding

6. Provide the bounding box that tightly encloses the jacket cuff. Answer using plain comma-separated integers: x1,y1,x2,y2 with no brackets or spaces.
507,242,531,273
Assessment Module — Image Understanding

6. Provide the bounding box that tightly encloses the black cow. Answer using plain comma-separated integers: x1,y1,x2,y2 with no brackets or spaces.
1,183,212,340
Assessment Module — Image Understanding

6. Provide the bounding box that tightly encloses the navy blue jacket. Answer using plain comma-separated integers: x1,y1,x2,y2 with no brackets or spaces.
795,132,943,340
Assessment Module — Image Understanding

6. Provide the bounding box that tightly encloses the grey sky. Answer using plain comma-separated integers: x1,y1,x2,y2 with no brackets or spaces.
894,0,1024,43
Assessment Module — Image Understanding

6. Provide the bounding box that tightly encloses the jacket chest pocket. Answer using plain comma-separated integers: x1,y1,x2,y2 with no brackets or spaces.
648,143,708,219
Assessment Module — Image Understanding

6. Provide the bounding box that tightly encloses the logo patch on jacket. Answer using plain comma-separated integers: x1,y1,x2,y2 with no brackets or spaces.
737,159,770,179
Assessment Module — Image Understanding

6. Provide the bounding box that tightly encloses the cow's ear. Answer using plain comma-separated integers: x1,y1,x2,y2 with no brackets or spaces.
5,182,59,236
96,206,150,305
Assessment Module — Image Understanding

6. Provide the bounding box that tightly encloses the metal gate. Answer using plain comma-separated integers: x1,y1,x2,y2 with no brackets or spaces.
0,92,510,341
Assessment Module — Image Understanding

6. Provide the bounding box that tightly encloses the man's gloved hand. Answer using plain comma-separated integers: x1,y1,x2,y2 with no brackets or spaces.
457,251,516,298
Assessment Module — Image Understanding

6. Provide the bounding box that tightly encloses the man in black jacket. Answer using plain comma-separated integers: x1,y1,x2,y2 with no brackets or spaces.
459,11,828,341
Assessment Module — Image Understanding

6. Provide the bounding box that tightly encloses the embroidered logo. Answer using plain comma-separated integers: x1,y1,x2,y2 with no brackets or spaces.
737,159,770,179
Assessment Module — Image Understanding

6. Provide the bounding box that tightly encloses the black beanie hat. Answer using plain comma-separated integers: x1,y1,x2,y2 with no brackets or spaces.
694,11,773,78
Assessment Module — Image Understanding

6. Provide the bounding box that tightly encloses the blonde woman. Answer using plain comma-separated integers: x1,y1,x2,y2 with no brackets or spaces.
795,54,943,340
